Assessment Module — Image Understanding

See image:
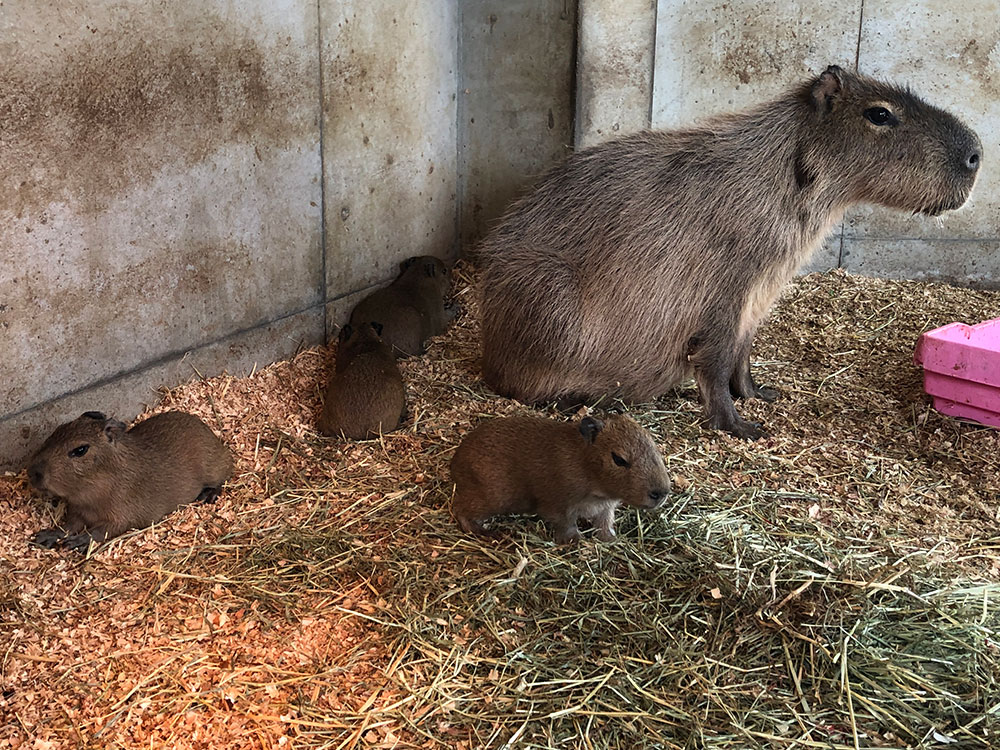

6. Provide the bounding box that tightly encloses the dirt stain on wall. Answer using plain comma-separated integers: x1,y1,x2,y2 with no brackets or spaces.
0,9,314,217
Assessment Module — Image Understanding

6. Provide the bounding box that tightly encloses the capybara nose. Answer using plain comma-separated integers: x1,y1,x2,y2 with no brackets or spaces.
965,149,981,172
648,488,668,506
28,464,44,488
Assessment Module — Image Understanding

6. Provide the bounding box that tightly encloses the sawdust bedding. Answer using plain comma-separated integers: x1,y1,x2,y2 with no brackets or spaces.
1,265,998,749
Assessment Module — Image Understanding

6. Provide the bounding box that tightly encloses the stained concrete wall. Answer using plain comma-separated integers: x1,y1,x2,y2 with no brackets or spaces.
1,0,326,469
458,0,578,249
575,0,655,148
643,0,998,281
6,0,570,470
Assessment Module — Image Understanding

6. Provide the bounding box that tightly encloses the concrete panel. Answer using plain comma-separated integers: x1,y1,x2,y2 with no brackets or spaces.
0,1,322,418
652,0,861,127
842,238,1000,289
1,307,324,471
321,0,459,301
458,0,578,250
576,0,656,147
846,0,999,243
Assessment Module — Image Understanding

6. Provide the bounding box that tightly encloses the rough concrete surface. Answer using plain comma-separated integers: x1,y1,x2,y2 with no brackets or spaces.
321,0,459,302
575,0,656,147
1,308,324,473
652,0,861,127
1,0,323,467
458,0,578,250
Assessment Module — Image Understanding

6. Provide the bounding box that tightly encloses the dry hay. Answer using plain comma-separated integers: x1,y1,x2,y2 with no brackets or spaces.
2,264,999,749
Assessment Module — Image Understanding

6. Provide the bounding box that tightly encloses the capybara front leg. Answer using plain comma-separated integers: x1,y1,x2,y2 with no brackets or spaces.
729,337,779,402
692,339,767,440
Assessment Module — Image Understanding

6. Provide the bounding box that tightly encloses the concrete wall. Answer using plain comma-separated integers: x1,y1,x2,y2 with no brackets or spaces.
458,0,578,249
0,0,578,470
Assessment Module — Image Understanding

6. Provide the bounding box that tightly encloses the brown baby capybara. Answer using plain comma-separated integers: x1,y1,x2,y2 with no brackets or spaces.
451,414,671,543
478,65,982,439
319,322,405,439
349,255,452,358
28,411,233,552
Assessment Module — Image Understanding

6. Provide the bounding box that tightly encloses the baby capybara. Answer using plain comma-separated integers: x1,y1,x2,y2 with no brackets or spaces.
479,65,982,439
28,411,233,552
319,322,406,439
451,413,671,543
349,255,452,358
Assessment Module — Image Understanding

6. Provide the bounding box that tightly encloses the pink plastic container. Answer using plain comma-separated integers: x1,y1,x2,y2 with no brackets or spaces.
914,317,1000,428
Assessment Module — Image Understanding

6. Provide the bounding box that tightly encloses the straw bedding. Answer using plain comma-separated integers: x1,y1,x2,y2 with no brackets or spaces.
1,265,998,749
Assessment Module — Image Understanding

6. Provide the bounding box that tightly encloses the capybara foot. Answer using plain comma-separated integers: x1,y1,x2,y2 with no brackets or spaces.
30,528,66,549
754,384,780,403
707,412,768,440
457,516,500,539
196,487,221,504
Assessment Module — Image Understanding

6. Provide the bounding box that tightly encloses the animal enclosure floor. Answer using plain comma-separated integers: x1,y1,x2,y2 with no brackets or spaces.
2,266,999,749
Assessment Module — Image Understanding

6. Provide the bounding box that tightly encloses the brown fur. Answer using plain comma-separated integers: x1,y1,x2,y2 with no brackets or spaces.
319,322,405,439
349,255,452,358
450,414,671,543
28,411,233,552
478,66,982,439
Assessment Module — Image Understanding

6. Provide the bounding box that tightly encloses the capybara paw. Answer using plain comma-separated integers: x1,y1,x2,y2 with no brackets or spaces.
63,534,97,554
457,517,499,539
754,385,780,403
730,419,768,441
554,529,582,545
30,528,66,549
196,487,221,504
595,528,616,542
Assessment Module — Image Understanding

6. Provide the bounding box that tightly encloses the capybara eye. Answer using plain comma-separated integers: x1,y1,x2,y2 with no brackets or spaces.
611,452,630,468
69,444,89,458
863,106,896,127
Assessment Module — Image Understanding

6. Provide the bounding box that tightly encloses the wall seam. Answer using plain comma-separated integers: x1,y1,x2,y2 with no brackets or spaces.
316,0,329,335
455,0,465,257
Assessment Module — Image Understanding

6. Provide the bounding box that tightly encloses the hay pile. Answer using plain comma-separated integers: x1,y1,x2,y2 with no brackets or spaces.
2,266,999,749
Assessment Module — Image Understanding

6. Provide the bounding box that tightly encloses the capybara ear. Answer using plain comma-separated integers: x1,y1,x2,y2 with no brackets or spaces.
103,418,127,443
370,321,384,337
400,256,419,272
338,324,353,343
811,65,845,114
579,416,604,443
81,411,106,421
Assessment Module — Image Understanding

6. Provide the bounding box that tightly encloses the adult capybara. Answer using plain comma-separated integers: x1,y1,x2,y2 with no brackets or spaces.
451,413,671,543
478,65,982,439
319,322,406,439
349,255,452,358
28,411,233,552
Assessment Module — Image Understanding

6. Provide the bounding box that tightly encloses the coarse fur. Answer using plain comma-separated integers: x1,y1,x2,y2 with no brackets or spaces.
349,255,453,358
319,322,406,439
450,414,671,544
28,411,233,552
478,66,982,439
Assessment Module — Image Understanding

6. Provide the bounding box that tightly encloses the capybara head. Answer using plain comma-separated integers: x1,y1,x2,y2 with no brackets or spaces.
802,65,981,216
579,415,671,509
400,255,449,293
28,412,126,499
337,321,382,352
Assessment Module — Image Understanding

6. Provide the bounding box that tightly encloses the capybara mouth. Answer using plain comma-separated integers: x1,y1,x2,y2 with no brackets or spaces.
919,195,967,217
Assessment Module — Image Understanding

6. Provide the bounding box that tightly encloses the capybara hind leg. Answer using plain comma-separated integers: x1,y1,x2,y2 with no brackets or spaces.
729,338,780,402
693,340,767,440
